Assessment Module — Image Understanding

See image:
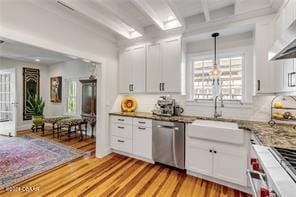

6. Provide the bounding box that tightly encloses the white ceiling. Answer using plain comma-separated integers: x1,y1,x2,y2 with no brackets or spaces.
0,38,73,65
26,0,282,40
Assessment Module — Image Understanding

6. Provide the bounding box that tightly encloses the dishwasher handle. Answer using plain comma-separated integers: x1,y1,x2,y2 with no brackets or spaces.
157,125,179,131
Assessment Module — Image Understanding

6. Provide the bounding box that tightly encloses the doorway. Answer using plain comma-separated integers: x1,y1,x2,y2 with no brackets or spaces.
0,68,17,137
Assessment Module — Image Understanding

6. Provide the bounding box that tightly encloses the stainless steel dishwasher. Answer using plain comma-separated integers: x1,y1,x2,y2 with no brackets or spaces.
152,120,185,169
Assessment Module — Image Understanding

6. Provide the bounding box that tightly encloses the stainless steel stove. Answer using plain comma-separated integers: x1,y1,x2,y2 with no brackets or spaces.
271,147,296,183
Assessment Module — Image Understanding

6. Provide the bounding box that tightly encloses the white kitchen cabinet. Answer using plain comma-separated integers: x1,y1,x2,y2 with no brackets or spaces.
187,140,213,177
213,144,247,186
133,126,152,159
186,125,248,187
119,46,146,93
282,59,296,92
132,118,152,160
119,50,132,94
110,115,152,161
146,37,182,93
162,38,182,92
273,61,284,92
255,22,275,94
283,0,295,29
147,43,162,92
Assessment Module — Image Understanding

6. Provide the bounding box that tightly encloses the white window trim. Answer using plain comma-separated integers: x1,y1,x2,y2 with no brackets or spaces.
63,78,81,116
186,46,254,107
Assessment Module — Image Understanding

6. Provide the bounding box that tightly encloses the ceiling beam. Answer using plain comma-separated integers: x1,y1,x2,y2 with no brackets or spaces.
130,0,166,30
201,0,211,22
164,0,185,27
93,0,144,35
60,0,140,39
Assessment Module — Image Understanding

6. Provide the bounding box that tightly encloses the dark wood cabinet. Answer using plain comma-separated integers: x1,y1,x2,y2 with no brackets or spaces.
80,79,96,137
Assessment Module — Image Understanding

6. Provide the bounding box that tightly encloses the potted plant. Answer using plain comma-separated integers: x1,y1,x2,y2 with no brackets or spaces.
27,93,45,126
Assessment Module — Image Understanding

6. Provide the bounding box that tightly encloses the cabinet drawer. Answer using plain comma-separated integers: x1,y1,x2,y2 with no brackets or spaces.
111,123,132,139
111,115,133,125
133,118,152,128
111,136,132,154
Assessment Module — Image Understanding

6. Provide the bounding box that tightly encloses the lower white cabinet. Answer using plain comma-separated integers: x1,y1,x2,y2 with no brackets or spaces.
111,136,132,154
187,140,213,177
133,124,152,159
110,115,152,161
186,137,248,186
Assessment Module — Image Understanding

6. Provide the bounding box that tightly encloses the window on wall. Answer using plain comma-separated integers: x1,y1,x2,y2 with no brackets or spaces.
192,55,244,101
66,80,77,114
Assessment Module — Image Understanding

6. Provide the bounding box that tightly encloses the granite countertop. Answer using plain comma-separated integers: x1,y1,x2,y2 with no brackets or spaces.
109,112,197,123
109,112,296,150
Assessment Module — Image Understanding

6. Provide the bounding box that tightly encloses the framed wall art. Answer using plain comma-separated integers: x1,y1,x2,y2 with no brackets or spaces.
50,76,62,103
23,67,40,120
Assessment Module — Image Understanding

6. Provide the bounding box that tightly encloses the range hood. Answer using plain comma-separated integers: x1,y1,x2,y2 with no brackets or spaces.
269,20,296,61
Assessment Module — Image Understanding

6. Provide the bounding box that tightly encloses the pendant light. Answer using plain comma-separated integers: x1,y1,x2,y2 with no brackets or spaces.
211,32,220,77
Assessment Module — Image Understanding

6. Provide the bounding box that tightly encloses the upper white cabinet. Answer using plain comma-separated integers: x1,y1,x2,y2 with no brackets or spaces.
273,0,296,42
255,22,275,94
147,43,162,92
119,46,146,94
146,37,182,93
119,37,182,94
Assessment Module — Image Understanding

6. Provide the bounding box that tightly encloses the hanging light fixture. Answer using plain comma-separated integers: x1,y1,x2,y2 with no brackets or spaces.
211,32,220,77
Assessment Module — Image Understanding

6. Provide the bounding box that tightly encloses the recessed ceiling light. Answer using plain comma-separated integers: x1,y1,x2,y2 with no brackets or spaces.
35,59,40,62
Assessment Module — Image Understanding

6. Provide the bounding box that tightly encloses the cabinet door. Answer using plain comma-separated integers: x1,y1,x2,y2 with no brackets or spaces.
147,43,162,92
186,140,213,176
131,46,146,93
283,59,296,92
119,50,132,93
283,0,295,29
133,126,152,159
213,144,247,186
162,38,181,93
273,61,284,92
255,23,274,93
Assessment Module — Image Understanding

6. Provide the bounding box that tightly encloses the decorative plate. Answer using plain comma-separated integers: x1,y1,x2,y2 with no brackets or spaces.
121,96,137,112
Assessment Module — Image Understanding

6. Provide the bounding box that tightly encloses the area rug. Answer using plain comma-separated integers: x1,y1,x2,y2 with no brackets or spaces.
0,134,83,190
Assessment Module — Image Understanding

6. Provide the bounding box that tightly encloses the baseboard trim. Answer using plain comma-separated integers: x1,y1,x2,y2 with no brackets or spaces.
96,148,112,158
111,149,154,164
187,170,252,194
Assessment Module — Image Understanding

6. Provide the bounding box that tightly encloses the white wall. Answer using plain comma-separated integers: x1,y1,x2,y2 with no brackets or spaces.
47,60,95,117
0,0,118,157
0,57,50,130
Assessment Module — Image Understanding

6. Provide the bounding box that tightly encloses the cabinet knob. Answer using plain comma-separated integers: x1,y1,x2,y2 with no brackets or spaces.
213,150,217,154
209,149,212,153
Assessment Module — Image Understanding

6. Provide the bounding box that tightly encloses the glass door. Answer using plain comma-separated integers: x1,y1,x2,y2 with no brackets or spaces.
0,68,17,136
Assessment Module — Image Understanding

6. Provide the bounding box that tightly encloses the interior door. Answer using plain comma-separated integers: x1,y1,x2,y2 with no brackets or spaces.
0,68,17,136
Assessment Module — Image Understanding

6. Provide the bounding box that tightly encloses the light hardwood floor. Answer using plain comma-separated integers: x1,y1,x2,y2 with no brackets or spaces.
0,130,251,197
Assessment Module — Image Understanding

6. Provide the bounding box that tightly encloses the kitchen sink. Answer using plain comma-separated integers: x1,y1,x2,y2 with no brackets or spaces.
187,119,244,145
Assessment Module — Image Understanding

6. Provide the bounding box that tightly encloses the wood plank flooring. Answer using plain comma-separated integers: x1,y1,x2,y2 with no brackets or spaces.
0,129,251,197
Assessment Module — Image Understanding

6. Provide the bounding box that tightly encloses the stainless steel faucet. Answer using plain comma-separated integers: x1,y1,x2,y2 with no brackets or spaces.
214,95,224,118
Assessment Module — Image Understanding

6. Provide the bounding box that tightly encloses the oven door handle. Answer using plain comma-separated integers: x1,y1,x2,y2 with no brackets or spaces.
247,170,259,197
247,170,268,197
